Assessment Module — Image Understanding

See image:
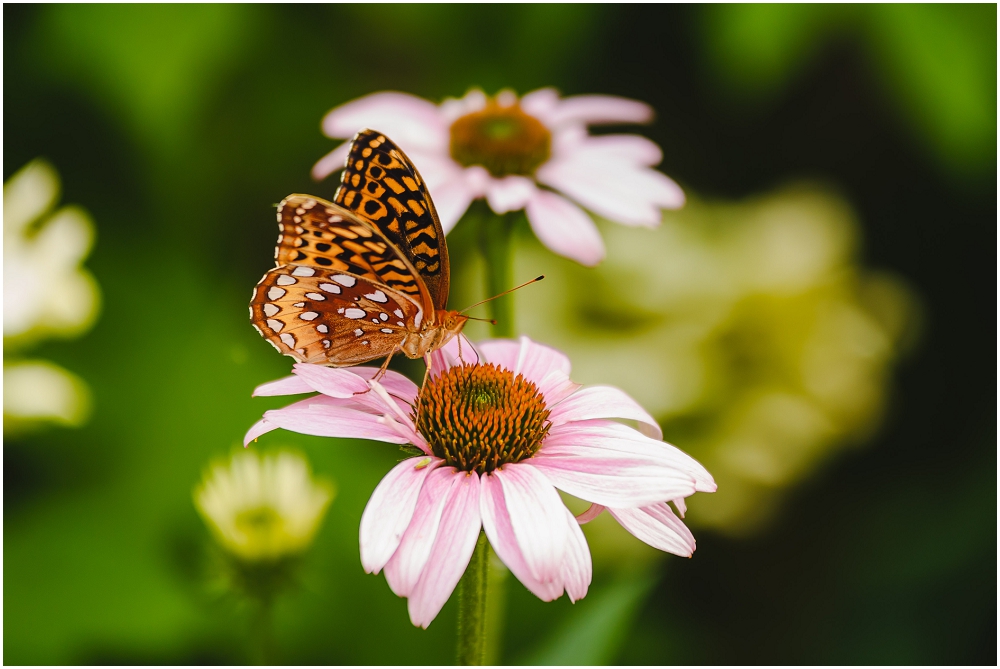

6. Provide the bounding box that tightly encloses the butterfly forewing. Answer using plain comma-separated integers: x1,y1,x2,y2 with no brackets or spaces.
250,264,423,366
334,129,450,310
273,194,432,312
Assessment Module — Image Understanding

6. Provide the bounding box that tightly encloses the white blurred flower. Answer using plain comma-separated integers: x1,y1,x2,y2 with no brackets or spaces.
4,160,100,433
476,183,918,539
194,450,334,562
4,160,99,341
313,88,685,266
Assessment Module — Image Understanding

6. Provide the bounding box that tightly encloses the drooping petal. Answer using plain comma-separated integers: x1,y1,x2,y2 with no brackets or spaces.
360,457,442,574
262,397,410,444
607,503,696,557
524,189,605,266
478,336,572,382
560,505,592,602
492,463,568,583
312,141,351,181
252,374,315,397
546,94,653,127
243,418,277,446
548,385,663,440
484,175,537,214
407,471,482,628
536,159,683,227
480,471,563,601
320,92,448,152
383,467,461,597
574,503,605,525
672,497,687,518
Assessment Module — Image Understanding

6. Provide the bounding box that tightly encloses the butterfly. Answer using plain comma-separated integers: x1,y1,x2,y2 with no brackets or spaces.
249,129,468,367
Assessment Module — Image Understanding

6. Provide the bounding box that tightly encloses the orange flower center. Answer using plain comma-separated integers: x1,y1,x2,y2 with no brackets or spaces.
414,363,551,473
449,99,551,178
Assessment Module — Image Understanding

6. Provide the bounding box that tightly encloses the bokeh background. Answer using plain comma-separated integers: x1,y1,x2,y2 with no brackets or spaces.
4,4,996,665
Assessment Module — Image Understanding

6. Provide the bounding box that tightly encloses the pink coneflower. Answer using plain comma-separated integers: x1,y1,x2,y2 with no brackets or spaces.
312,89,685,266
245,336,715,628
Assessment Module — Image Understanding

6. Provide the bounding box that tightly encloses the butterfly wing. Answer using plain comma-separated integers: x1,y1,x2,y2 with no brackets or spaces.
334,129,451,310
273,194,433,315
250,264,423,366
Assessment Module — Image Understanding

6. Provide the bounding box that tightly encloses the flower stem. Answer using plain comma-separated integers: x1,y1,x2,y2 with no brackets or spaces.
455,532,490,665
478,209,518,339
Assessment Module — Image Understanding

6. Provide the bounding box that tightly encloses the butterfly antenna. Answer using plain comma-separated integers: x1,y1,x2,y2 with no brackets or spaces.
465,316,498,325
459,276,545,315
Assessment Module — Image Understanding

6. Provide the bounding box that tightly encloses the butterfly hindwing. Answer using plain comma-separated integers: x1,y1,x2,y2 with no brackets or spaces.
334,129,450,310
250,264,422,366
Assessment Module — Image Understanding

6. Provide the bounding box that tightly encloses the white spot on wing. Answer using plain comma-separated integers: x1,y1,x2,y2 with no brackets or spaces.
414,311,423,329
380,328,393,334
263,304,280,317
292,266,316,277
394,309,404,318
266,319,284,332
322,339,331,348
317,324,329,333
319,283,341,294
365,290,388,303
268,287,286,299
276,275,297,286
280,332,295,347
305,292,325,301
379,313,389,321
345,308,366,319
354,329,363,336
333,275,357,287
300,312,319,321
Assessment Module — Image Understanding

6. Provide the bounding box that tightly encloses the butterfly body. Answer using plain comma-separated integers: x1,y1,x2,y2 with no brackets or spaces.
250,130,466,367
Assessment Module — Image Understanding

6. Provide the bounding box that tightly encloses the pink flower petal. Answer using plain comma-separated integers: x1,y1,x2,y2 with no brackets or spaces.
543,420,715,493
407,471,482,628
360,456,442,574
478,336,571,381
252,374,315,397
320,92,448,152
672,497,687,518
439,89,488,123
383,467,463,597
480,472,563,601
560,505,592,602
346,367,418,405
292,363,369,397
551,133,664,167
519,87,561,124
428,166,489,234
428,333,481,376
607,503,696,557
524,189,605,266
263,397,410,444
548,385,663,440
536,159,683,227
492,463,568,583
547,94,653,127
535,371,583,408
243,418,277,446
484,175,536,214
531,422,713,507
574,503,605,525
312,141,352,181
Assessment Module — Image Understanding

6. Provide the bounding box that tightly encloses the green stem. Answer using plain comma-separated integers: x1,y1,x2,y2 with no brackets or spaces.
251,596,276,665
455,532,490,665
478,209,518,339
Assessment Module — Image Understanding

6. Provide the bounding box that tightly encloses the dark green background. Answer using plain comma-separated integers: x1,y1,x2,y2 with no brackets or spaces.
4,4,996,664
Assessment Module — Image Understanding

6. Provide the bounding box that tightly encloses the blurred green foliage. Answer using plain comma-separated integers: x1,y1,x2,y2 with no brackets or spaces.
702,4,997,178
4,4,995,665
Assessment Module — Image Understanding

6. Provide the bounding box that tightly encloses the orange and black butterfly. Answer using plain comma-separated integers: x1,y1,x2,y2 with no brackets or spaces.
249,130,467,366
